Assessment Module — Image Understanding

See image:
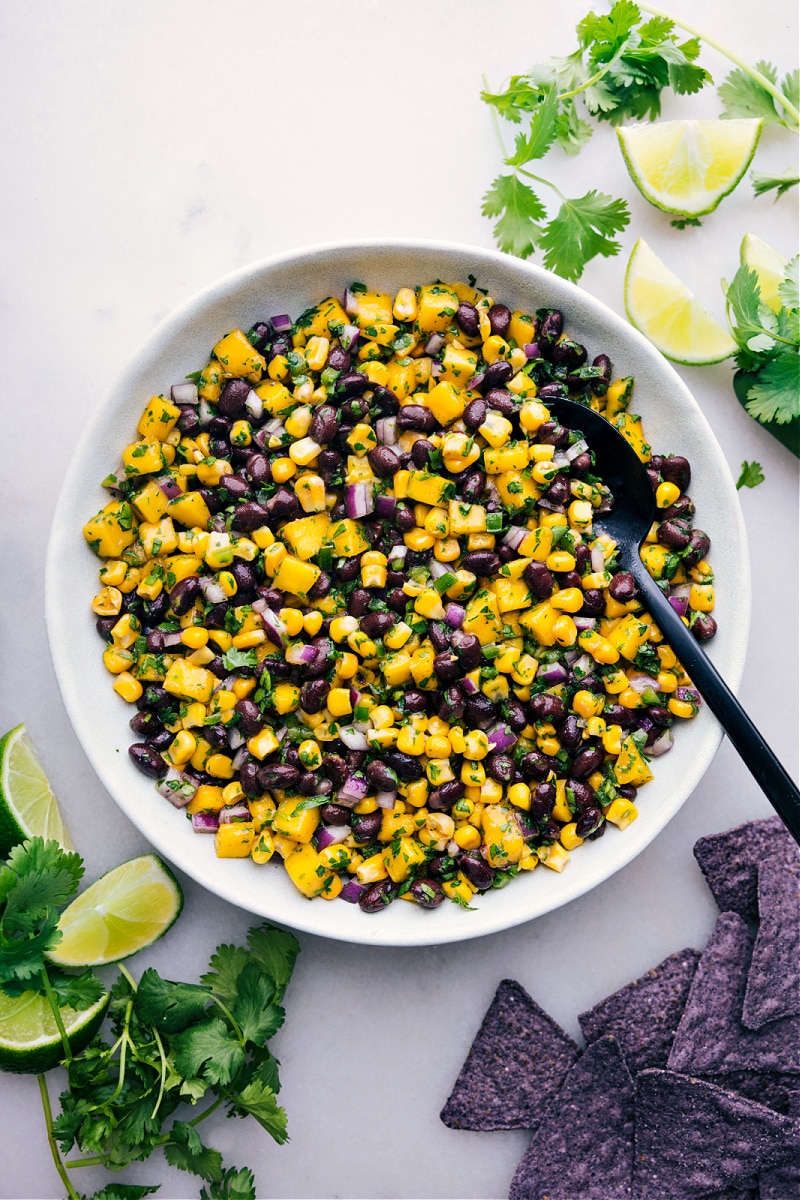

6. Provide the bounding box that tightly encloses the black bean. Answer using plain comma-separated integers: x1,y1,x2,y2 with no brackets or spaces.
692,613,717,642
576,807,603,838
348,588,371,618
203,724,229,750
535,417,569,444
609,572,636,602
326,345,351,373
683,529,710,568
372,385,400,415
551,339,587,370
463,396,487,429
177,405,200,434
230,561,258,595
523,561,555,598
267,486,300,521
309,405,338,444
129,710,161,737
539,310,563,350
358,879,397,913
427,853,456,880
543,474,570,506
485,388,516,416
450,630,482,671
318,448,344,483
480,361,513,392
407,879,445,908
231,501,272,533
433,652,460,683
129,743,167,779
300,679,330,714
428,780,465,811
530,693,566,722
257,762,300,790
602,703,634,729
570,746,604,779
307,571,331,601
618,784,638,801
368,445,400,477
234,699,262,738
320,802,352,825
351,810,383,844
218,379,251,418
465,694,494,729
558,714,582,751
403,690,428,714
296,772,319,796
487,754,515,783
593,354,612,384
488,304,511,338
540,819,560,843
662,455,691,491
456,301,480,337
366,759,399,791
439,685,466,722
239,760,262,797
581,589,605,616
396,405,436,433
571,452,592,475
387,588,407,613
459,851,494,891
662,495,696,523
461,469,486,503
429,622,451,653
503,699,527,732
169,575,201,615
460,550,500,576
146,630,166,653
322,755,348,786
383,751,423,782
360,611,395,640
658,518,692,550
142,592,170,627
338,371,369,397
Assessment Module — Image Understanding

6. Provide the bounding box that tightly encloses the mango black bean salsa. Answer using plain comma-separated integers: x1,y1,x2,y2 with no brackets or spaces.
83,281,716,913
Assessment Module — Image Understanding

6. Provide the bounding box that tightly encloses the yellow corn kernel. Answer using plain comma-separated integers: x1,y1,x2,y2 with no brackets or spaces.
507,782,531,810
336,651,358,679
572,689,606,719
546,551,577,573
215,823,257,858
279,608,304,638
98,559,128,587
205,753,234,780
553,614,578,647
604,798,638,829
383,621,411,650
404,527,436,552
442,874,477,905
216,570,236,598
330,615,358,642
207,630,233,653
448,726,466,754
356,852,389,884
689,583,714,613
348,630,377,659
656,481,681,509
568,499,593,530
271,457,297,483
221,781,245,808
168,730,197,766
602,724,624,755
396,725,426,755
463,730,490,760
327,687,353,717
657,671,678,693
112,672,143,703
91,586,123,617
560,822,584,851
454,824,481,851
578,628,620,665
668,697,697,719
301,610,323,637
250,831,275,864
550,586,583,613
461,759,485,787
246,727,280,760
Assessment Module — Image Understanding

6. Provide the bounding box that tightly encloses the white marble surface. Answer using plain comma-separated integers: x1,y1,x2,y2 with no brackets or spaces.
0,2,797,1197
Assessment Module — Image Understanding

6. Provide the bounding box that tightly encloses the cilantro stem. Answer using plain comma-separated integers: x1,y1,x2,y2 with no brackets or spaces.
40,965,73,1064
638,3,800,127
212,995,245,1044
150,1025,169,1121
515,165,566,199
483,74,567,201
37,1073,81,1200
558,63,611,101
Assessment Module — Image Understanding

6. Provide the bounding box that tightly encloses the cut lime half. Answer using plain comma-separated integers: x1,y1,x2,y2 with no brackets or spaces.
618,118,763,218
0,988,108,1075
0,724,73,857
741,233,787,313
624,239,737,366
46,854,183,968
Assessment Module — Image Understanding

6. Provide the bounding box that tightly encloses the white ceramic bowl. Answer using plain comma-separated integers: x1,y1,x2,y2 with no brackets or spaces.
46,239,750,947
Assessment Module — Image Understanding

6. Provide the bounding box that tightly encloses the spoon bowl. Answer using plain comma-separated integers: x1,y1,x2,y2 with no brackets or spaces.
547,397,800,845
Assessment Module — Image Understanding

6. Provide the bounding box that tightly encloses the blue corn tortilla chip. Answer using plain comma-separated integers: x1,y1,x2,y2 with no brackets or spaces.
509,1036,634,1200
759,1089,800,1200
633,1069,800,1199
578,948,700,1074
742,850,800,1029
440,979,580,1132
667,912,800,1074
693,817,798,922
700,1070,800,1116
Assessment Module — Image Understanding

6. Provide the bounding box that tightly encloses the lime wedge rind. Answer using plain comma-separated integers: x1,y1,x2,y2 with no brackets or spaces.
618,118,764,219
740,232,787,313
0,989,108,1075
624,238,737,366
0,724,73,857
46,853,183,968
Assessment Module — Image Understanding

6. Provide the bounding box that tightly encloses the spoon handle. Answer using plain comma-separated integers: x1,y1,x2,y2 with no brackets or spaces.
630,558,800,844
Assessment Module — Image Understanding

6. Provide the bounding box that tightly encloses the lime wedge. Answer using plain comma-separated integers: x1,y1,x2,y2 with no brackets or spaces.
0,725,73,857
618,118,763,218
624,239,737,365
46,854,183,968
741,232,787,313
0,988,108,1075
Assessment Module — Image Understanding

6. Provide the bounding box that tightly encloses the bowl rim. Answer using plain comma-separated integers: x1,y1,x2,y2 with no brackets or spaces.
45,237,751,947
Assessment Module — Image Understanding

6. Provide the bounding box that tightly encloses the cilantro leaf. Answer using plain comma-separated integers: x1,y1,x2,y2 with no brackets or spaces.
49,968,106,1010
0,908,62,984
736,461,765,489
164,1121,223,1183
0,838,83,933
200,944,251,1009
232,964,284,1044
744,353,800,425
134,968,212,1034
221,647,258,671
82,1187,161,1200
751,168,800,199
481,175,546,259
245,924,300,1001
505,83,560,164
719,60,797,128
227,1064,288,1144
779,256,799,311
173,1017,245,1087
199,1166,256,1200
540,190,630,281
481,75,550,123
554,99,593,156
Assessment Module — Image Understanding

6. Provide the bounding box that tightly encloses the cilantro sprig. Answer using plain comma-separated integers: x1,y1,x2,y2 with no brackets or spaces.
0,839,299,1200
480,2,799,280
724,258,800,456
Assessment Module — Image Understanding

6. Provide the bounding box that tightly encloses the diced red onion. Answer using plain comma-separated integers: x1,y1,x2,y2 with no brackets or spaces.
376,416,398,445
461,673,480,696
260,608,289,648
251,597,268,614
275,726,288,743
160,630,185,649
590,545,606,574
156,474,183,500
537,662,567,686
388,544,407,562
219,802,251,824
487,723,518,753
445,603,466,629
156,769,197,808
425,332,445,355
340,323,360,351
552,452,570,469
565,437,589,462
431,362,443,377
316,824,350,850
344,288,360,316
627,673,658,694
375,493,397,519
210,514,227,534
669,595,689,617
270,313,293,333
171,381,199,405
245,389,263,420
649,729,674,757
340,879,369,904
264,416,286,436
376,790,397,809
537,499,566,513
191,811,219,833
200,578,227,605
103,467,127,493
286,642,320,666
198,397,215,428
337,726,369,752
502,526,527,550
524,342,541,359
227,726,245,750
447,839,460,857
676,686,701,706
231,746,249,771
338,772,368,803
466,372,485,390
571,654,595,678
573,617,597,634
345,483,374,519
252,428,270,451
564,648,582,666
428,559,449,580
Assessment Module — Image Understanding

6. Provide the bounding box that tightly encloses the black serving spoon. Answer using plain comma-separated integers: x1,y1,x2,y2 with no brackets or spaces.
546,396,800,845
